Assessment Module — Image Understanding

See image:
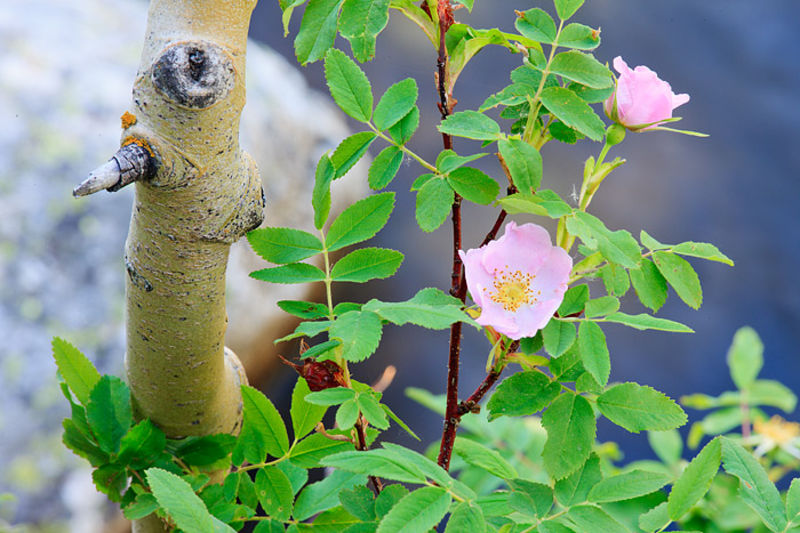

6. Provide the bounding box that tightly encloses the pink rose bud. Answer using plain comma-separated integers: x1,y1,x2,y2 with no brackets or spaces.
460,222,572,340
604,56,690,131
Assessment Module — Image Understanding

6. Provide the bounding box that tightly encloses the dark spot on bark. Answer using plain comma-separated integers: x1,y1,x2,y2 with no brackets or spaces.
191,420,200,425
125,258,153,292
151,40,235,109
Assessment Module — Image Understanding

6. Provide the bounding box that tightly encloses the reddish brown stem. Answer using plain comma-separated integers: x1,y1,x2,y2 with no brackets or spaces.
355,417,384,494
457,369,503,416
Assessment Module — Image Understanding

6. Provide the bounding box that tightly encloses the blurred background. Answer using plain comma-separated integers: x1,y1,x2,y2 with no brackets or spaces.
1,0,798,530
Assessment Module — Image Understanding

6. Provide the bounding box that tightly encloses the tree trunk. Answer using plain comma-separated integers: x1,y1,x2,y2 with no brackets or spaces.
77,1,261,531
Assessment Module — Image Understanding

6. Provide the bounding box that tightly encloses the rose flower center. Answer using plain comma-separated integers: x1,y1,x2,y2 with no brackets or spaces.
486,267,540,312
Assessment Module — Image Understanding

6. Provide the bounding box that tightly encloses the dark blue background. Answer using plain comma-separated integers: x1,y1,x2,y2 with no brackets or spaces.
249,1,800,462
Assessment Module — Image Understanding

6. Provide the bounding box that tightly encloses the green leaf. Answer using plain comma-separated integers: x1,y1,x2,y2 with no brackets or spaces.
146,468,217,533
558,23,601,50
250,263,326,284
497,139,542,194
340,485,376,521
542,392,596,479
435,149,488,174
515,8,557,44
339,0,390,62
749,379,797,412
331,247,404,282
584,296,619,318
639,502,670,533
336,398,358,430
312,155,335,229
357,393,389,429
564,504,630,533
554,0,584,21
604,312,693,333
508,479,553,518
558,285,589,316
727,326,763,391
324,48,372,120
652,252,703,309
376,486,451,533
445,502,486,533
295,0,344,65
786,479,800,526
172,434,235,467
374,78,418,131
123,493,159,521
554,453,602,507
549,344,585,382
331,131,377,179
52,337,100,406
247,227,323,265
330,310,383,362
327,192,395,252
290,433,355,468
648,429,683,465
453,437,518,479
275,320,332,343
92,464,128,502
667,437,721,520
256,467,294,521
305,387,357,406
599,263,630,297
387,105,419,145
236,385,290,462
539,86,606,141
721,438,787,531
363,295,470,330
369,146,404,190
415,178,454,232
568,211,641,268
118,420,166,469
598,382,688,433
294,470,366,521
446,167,500,205
630,259,668,313
578,321,610,386
640,230,669,251
253,520,285,533
542,319,576,357
486,371,560,420
548,51,611,89
498,190,572,218
375,484,409,516
277,300,329,320
280,0,307,35
382,403,420,441
438,110,502,141
588,469,670,502
291,378,328,440
87,375,132,454
671,241,734,266
322,449,427,484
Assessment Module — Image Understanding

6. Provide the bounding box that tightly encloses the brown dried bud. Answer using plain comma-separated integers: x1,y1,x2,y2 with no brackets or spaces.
277,354,346,391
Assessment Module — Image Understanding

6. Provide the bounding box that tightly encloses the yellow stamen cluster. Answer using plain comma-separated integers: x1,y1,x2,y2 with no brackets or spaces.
484,266,540,312
754,416,800,445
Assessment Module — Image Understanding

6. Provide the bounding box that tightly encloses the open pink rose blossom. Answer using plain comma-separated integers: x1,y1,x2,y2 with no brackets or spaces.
604,56,690,131
460,222,572,340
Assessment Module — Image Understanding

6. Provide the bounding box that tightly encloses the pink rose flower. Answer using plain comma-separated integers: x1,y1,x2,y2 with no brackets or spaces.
460,222,572,340
604,56,690,131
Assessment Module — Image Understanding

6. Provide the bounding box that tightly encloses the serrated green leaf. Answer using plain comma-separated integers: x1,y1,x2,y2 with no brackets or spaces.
296,0,344,65
52,338,100,406
584,296,619,318
376,486,451,533
508,479,553,518
236,385,290,463
453,437,518,479
558,285,589,316
569,212,641,268
324,48,372,120
672,242,733,266
62,418,108,466
498,138,542,194
549,343,585,382
340,485,376,521
247,227,323,265
542,319,576,357
435,149,488,174
447,167,499,205
415,178,454,232
306,387,357,406
363,295,469,330
87,375,131,454
554,453,602,507
255,467,294,521
667,437,721,520
172,434,234,467
331,131,377,179
312,154,335,229
727,326,763,391
558,23,600,50
290,433,355,468
588,469,670,502
599,263,630,297
603,312,693,333
598,382,688,433
322,449,428,484
554,0,584,20
721,438,787,531
515,8,557,44
374,78,418,131
648,429,683,465
630,259,668,313
146,468,218,533
277,300,329,320
357,393,389,429
652,252,702,310
542,392,596,479
374,483,409,516
339,0,390,62
548,51,611,89
369,146,404,189
786,479,800,525
329,310,383,362
387,105,419,145
331,247,403,282
294,470,366,521
274,320,332,344
92,464,128,502
438,110,502,141
291,378,328,440
381,403,420,441
540,86,606,141
639,501,670,533
250,263,326,284
487,371,560,420
578,321,610,386
445,502,486,533
564,504,630,532
327,192,395,252
498,190,572,218
123,493,159,521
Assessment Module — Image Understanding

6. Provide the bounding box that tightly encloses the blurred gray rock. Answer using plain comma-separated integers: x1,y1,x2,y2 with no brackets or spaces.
0,0,365,526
